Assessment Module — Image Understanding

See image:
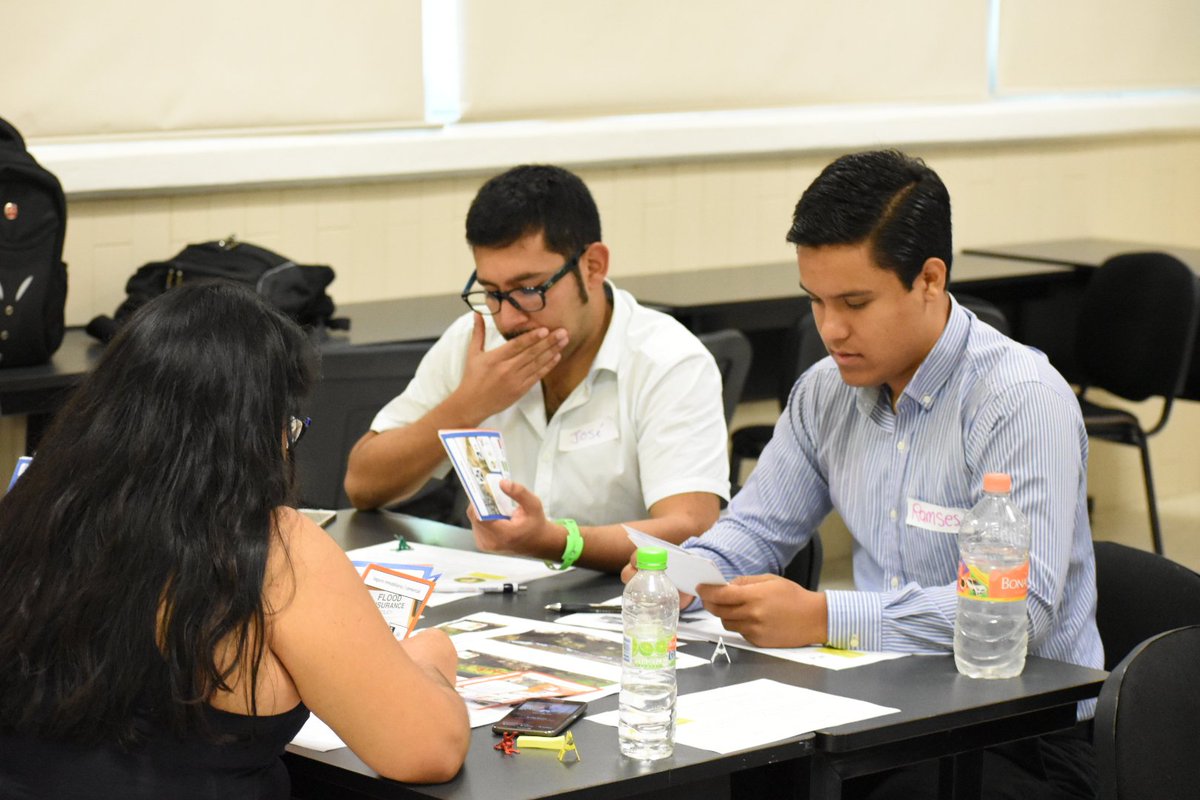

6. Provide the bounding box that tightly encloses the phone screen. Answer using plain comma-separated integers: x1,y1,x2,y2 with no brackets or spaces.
491,699,588,736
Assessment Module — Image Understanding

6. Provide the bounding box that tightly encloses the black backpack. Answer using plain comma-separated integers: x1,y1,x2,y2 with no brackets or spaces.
87,235,348,342
0,117,68,367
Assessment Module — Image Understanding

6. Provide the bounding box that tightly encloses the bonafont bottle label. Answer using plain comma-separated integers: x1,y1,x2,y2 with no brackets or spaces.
956,561,1029,602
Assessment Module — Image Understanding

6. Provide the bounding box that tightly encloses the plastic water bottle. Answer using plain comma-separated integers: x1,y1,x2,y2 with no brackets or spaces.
619,546,678,760
954,472,1031,678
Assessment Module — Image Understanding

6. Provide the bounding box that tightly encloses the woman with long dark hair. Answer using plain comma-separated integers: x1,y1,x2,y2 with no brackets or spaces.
0,282,469,798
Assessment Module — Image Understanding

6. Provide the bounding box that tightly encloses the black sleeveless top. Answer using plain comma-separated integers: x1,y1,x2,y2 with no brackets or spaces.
0,701,309,800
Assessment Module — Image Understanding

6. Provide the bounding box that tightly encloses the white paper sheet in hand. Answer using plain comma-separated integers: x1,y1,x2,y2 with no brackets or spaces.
624,525,727,596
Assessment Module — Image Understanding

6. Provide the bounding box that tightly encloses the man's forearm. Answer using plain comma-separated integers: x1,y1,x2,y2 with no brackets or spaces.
344,394,490,509
344,422,448,509
570,496,720,573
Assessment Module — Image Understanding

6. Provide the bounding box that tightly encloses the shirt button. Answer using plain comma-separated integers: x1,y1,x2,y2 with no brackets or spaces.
889,509,898,521
891,576,900,589
897,440,907,452
849,635,860,649
922,395,933,407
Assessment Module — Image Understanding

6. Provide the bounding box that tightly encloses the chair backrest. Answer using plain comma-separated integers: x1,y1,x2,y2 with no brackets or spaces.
698,329,753,425
294,340,433,509
1076,252,1200,403
956,293,1011,337
782,532,823,591
1094,625,1200,800
1093,540,1200,670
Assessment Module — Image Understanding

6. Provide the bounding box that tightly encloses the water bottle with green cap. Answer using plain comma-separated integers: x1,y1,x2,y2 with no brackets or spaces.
618,546,678,759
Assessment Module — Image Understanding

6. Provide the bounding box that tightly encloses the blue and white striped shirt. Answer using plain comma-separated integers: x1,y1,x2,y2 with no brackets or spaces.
687,297,1103,712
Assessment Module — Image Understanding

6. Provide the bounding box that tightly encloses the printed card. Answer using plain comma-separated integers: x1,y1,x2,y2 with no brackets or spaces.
455,670,596,707
7,456,31,492
362,564,436,639
438,429,518,520
624,525,728,596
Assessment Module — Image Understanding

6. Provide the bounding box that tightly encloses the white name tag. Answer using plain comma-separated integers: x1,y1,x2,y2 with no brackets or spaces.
905,498,968,534
559,417,618,451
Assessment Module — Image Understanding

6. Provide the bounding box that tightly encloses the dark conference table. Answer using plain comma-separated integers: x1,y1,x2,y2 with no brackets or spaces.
284,511,1107,800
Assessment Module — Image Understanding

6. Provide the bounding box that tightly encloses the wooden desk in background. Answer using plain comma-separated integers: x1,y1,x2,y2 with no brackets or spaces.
284,511,1106,800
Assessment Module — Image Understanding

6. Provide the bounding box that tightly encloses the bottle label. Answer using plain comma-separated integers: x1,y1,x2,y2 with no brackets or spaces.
623,633,677,670
956,560,1029,602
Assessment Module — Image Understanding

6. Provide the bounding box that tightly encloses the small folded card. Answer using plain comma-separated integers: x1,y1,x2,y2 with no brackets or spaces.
7,455,31,492
439,429,519,520
624,525,728,596
362,564,436,639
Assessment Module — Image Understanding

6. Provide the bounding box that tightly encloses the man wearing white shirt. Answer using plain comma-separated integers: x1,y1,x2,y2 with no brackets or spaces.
345,165,729,573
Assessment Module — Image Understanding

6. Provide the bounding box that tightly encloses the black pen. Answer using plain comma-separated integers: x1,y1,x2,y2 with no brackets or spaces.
544,602,623,614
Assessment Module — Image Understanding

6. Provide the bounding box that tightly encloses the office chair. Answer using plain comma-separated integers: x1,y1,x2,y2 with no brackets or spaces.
697,328,753,425
1075,252,1200,555
1093,625,1200,800
783,532,823,591
293,340,434,510
1093,540,1200,670
728,295,1009,491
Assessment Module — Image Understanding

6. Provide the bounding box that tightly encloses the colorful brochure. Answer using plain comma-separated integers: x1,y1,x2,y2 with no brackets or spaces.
361,564,436,639
438,429,518,520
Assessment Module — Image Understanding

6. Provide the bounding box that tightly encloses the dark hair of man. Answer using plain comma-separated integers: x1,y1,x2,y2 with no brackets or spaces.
786,150,953,287
0,281,316,748
465,164,601,303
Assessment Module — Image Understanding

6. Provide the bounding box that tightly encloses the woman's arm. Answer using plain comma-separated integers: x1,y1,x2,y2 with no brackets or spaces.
267,509,469,783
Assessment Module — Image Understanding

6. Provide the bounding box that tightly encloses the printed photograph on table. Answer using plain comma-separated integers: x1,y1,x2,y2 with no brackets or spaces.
438,429,518,520
455,649,608,690
493,629,625,666
456,670,596,707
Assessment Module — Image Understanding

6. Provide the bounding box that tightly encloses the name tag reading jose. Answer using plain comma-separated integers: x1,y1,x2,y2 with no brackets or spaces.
559,417,618,452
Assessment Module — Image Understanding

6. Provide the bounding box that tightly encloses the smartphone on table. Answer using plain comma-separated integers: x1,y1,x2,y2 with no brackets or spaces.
491,699,588,736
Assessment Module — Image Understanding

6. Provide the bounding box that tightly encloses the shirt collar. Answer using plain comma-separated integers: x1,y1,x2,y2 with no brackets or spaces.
589,280,626,376
856,293,971,416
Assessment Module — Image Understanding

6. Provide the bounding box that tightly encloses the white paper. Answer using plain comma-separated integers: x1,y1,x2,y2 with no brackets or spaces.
624,526,727,596
676,610,909,670
292,713,346,752
587,678,899,754
347,539,561,606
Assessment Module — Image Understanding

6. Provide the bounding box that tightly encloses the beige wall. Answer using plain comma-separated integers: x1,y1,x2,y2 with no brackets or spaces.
6,132,1195,517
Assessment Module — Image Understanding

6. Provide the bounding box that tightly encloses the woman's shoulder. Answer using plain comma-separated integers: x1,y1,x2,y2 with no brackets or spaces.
265,507,351,608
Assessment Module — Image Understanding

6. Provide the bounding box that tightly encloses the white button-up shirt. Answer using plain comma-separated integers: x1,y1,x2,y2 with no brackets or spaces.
371,283,731,525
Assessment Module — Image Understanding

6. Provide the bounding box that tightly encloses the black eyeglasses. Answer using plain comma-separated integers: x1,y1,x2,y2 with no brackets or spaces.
287,416,311,449
460,247,587,316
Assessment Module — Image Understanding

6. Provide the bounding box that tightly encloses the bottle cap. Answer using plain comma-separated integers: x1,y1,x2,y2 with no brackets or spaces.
982,472,1012,494
635,546,668,571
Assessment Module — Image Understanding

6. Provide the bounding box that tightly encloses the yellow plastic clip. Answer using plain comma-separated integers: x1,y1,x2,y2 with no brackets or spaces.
515,731,580,763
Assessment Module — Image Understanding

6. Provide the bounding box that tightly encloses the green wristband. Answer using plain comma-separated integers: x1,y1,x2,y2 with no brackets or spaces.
546,518,583,570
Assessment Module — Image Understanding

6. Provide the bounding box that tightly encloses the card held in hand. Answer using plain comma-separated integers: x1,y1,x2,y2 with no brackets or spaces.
438,429,519,520
362,564,436,639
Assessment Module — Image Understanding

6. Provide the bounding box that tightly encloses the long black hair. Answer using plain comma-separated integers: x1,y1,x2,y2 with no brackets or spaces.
0,281,316,747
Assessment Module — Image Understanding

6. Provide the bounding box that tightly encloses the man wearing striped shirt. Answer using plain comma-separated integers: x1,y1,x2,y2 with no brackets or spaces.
678,151,1102,799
